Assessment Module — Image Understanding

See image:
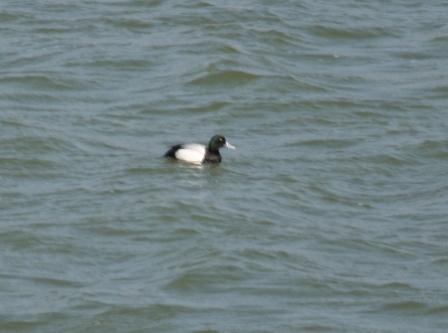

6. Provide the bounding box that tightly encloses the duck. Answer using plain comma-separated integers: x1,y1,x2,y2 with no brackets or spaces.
164,135,235,164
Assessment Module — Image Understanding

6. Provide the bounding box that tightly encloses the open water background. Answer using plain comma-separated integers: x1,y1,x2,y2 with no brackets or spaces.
1,1,448,332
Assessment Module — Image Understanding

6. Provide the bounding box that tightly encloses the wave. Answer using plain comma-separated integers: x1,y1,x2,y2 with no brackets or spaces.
188,70,259,86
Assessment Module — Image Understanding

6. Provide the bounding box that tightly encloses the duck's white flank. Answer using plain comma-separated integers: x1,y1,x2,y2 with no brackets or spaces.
174,144,206,164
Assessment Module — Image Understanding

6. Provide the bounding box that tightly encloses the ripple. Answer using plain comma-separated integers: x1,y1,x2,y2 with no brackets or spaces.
189,70,259,86
381,301,427,312
291,138,358,149
309,24,396,39
173,101,231,114
427,305,448,315
1,134,80,157
298,324,337,332
430,85,448,99
0,73,82,91
164,264,247,292
0,156,57,170
393,51,431,60
432,256,448,265
103,17,153,30
429,35,448,43
373,282,416,291
412,139,448,160
83,58,153,70
0,11,18,22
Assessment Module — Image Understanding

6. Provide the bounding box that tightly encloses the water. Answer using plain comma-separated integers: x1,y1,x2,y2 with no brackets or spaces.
1,1,448,332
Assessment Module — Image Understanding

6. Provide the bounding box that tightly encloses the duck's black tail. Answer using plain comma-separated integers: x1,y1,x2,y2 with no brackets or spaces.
164,144,182,158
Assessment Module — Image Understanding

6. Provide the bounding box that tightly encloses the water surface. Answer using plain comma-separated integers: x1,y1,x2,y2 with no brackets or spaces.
1,1,448,332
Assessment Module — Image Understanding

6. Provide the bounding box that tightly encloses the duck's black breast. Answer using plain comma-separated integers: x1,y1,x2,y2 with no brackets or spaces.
164,144,183,158
203,149,221,163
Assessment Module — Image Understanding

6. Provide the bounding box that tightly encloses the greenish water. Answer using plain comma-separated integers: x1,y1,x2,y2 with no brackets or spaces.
1,1,448,332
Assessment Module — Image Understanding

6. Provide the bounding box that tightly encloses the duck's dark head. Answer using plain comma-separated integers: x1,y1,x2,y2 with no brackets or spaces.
208,135,235,152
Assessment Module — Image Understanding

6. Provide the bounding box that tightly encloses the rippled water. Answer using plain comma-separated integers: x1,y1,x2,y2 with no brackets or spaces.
1,1,448,332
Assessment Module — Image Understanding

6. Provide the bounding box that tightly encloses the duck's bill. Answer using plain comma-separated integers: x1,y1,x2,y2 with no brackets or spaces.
225,142,236,149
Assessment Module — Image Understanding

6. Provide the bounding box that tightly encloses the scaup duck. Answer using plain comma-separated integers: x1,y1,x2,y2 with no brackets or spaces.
164,135,235,164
